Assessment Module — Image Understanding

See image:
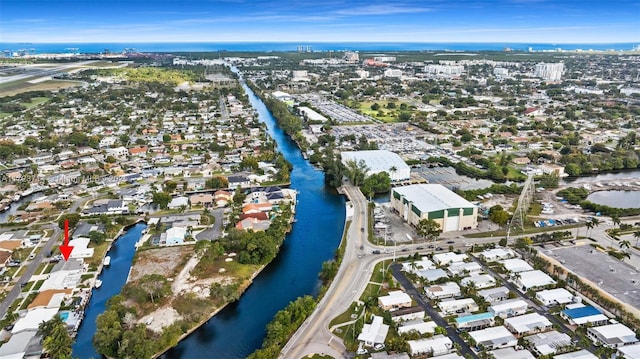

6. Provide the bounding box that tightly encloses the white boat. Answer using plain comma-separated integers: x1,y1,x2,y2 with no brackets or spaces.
103,256,111,266
95,279,102,288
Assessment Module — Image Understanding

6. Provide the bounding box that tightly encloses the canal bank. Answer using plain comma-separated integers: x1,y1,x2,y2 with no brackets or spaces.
160,78,345,358
72,222,147,358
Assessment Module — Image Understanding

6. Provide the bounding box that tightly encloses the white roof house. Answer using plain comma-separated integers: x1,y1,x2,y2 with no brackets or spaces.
418,269,449,282
165,226,187,245
535,288,574,306
341,150,411,181
514,270,556,291
461,274,496,289
478,286,510,303
398,320,438,335
39,270,82,291
378,290,412,311
469,326,518,350
68,237,94,258
489,299,529,318
0,330,38,359
480,248,515,262
433,252,468,266
448,261,482,276
587,323,639,348
617,343,640,359
490,347,535,359
12,308,59,334
425,282,461,300
438,298,478,315
168,196,189,209
402,257,435,273
500,258,533,273
525,330,572,356
408,335,453,356
504,313,552,336
358,315,389,347
554,349,598,359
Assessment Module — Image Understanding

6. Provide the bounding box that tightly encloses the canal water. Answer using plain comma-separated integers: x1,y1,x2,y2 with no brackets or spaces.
161,82,346,358
72,222,147,358
586,190,640,209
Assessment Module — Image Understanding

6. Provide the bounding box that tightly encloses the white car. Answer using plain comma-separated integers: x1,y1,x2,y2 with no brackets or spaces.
373,343,385,351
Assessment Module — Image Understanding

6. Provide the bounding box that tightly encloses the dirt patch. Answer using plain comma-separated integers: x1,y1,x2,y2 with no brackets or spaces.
129,246,193,282
139,307,183,333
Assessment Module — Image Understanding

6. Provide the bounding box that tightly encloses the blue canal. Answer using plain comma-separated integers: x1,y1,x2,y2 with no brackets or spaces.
71,80,345,358
72,222,147,358
162,81,346,358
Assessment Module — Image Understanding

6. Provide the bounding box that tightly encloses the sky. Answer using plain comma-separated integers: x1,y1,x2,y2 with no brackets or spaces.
1,0,639,43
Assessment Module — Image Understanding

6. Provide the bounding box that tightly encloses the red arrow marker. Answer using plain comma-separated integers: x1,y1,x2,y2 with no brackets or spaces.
59,219,74,261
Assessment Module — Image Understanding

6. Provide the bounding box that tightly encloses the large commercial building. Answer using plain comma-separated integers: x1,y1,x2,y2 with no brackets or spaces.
534,63,564,81
391,184,478,232
342,150,410,182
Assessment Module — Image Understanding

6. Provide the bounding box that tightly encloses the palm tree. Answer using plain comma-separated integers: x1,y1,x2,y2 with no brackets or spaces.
633,230,640,247
619,239,631,252
585,221,594,238
611,214,621,229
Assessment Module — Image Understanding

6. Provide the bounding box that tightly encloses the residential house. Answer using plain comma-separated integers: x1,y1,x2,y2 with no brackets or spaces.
358,315,389,347
407,335,454,357
455,312,495,332
461,274,496,289
469,326,518,350
560,305,608,327
378,291,412,312
525,331,573,356
425,282,461,300
504,313,552,337
514,270,556,291
489,299,529,318
478,286,510,304
190,194,214,208
438,298,478,315
586,323,638,349
535,288,574,306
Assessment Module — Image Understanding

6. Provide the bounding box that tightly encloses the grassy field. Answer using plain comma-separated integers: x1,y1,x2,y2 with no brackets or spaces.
357,100,412,123
0,79,81,97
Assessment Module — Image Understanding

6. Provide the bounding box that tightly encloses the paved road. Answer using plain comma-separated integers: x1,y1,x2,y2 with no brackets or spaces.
472,253,601,357
0,194,91,319
0,61,97,84
0,226,61,319
195,208,224,241
281,184,373,359
391,264,478,358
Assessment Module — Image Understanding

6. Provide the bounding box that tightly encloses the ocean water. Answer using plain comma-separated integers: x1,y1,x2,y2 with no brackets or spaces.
0,42,637,54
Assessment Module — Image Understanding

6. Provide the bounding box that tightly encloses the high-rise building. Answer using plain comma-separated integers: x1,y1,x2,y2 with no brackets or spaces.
534,63,564,81
344,51,359,63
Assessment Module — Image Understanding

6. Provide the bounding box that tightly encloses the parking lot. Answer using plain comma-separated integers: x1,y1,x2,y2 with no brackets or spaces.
545,244,640,309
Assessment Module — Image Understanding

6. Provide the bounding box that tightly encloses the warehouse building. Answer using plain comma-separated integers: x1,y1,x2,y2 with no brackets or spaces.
341,150,410,182
391,184,477,232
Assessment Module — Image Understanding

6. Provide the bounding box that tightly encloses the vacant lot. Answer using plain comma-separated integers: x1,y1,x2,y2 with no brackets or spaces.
129,246,193,282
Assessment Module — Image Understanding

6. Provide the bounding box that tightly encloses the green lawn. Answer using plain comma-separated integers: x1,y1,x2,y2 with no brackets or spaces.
22,96,49,109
